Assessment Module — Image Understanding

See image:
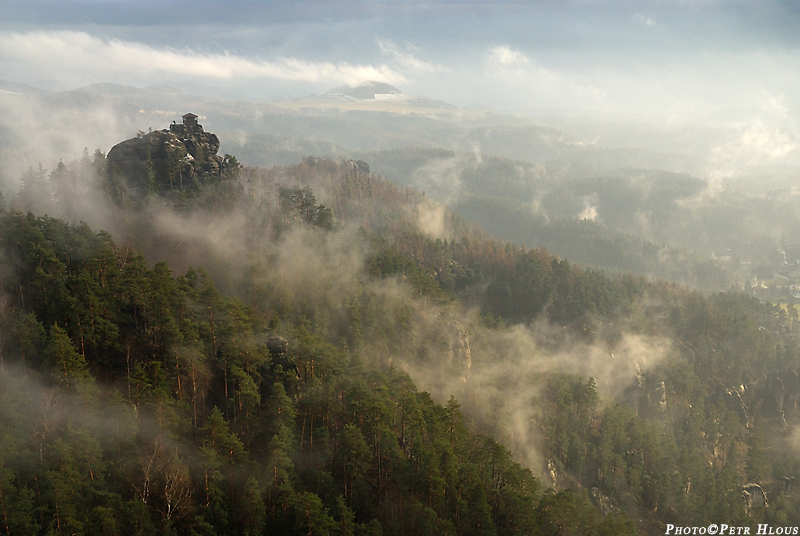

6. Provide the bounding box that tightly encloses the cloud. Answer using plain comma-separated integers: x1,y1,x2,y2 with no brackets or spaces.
700,90,800,180
476,45,615,110
485,45,559,83
573,84,608,100
578,197,599,221
634,13,657,27
0,30,405,89
487,45,532,69
377,39,442,74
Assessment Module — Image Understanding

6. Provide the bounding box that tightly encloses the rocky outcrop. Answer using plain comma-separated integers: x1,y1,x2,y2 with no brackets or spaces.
107,117,224,205
742,483,768,510
267,336,297,375
267,336,289,357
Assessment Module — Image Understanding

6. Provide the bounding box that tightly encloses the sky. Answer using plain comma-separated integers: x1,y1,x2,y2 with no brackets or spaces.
1,0,800,117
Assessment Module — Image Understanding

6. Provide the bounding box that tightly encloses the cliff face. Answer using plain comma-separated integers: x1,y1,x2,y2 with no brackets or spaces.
107,119,224,204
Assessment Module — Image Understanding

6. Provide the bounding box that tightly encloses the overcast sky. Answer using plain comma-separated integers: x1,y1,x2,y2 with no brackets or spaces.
2,0,800,117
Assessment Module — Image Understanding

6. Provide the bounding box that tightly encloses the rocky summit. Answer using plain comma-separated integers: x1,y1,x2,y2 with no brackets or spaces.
107,114,224,204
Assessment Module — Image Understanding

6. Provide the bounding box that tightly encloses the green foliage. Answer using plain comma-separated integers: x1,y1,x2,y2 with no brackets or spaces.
368,248,452,300
45,324,93,391
536,488,637,536
0,203,548,535
279,185,335,231
18,164,53,213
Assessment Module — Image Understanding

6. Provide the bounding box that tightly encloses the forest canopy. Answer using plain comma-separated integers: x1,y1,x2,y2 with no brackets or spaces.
0,146,799,536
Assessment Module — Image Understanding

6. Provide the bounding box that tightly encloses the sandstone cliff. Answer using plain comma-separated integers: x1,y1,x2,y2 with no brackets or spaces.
107,117,224,204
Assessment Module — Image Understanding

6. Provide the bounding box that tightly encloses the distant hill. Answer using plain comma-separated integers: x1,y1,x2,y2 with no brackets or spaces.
71,82,186,97
328,81,404,99
0,79,48,95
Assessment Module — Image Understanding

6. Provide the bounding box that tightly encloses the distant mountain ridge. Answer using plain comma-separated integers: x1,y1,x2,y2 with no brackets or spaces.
0,79,48,95
328,81,404,99
315,80,458,109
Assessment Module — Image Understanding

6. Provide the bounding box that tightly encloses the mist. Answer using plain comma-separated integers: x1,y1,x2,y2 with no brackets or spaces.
3,2,800,533
1,135,667,483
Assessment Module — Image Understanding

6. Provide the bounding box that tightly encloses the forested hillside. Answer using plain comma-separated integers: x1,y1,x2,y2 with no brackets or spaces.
1,148,800,535
0,208,544,535
5,82,793,292
353,147,800,293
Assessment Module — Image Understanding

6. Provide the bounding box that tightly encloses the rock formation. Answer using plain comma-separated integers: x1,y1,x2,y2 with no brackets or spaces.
267,336,298,375
107,114,224,205
741,483,768,510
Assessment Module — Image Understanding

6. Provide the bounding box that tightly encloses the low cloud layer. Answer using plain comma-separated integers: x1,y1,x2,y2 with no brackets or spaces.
3,0,800,117
378,39,441,74
0,31,405,91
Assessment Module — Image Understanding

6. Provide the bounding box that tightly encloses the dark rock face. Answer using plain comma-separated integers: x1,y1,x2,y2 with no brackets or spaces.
742,483,768,510
347,159,370,176
107,119,223,204
266,336,298,375
267,336,289,357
